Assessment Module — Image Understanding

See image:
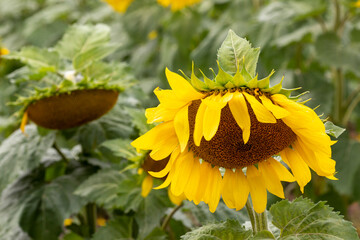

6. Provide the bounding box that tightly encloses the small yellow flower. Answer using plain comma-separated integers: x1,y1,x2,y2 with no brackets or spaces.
147,30,158,40
353,0,360,8
97,217,107,226
157,0,201,11
103,0,134,13
64,218,73,226
0,47,9,56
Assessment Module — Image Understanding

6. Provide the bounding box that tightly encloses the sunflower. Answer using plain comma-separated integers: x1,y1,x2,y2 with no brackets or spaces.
157,0,201,11
0,47,9,56
132,49,336,215
103,0,134,13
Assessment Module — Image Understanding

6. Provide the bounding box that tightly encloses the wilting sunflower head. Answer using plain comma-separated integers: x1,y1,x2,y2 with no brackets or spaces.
131,30,337,214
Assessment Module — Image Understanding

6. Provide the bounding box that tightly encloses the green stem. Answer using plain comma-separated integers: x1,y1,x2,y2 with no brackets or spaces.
161,203,183,230
332,68,344,124
53,143,70,163
342,91,360,126
86,203,97,237
254,211,268,232
245,198,258,233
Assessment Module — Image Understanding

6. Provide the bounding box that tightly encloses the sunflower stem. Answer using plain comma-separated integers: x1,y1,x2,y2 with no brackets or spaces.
161,203,183,231
53,143,70,163
254,211,268,232
245,198,258,233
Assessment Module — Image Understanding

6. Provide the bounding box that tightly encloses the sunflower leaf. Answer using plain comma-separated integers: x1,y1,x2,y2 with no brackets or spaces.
92,216,134,240
217,30,260,77
324,121,346,138
269,197,359,240
180,220,252,240
0,125,55,195
3,46,60,72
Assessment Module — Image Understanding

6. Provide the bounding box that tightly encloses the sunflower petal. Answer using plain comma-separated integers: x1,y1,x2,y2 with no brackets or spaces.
174,104,190,152
268,157,295,182
281,148,311,193
229,92,251,143
208,168,223,213
222,169,236,209
165,68,204,102
154,88,189,109
247,165,267,213
154,165,175,189
171,152,194,196
259,95,289,119
234,169,250,211
203,103,222,141
194,101,207,146
168,188,185,205
259,161,284,198
195,162,211,204
149,147,180,178
184,158,201,201
141,175,153,197
145,105,178,123
131,121,174,150
149,133,178,160
243,92,276,123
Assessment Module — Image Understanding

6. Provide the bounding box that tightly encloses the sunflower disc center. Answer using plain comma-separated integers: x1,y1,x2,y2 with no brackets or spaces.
188,98,296,169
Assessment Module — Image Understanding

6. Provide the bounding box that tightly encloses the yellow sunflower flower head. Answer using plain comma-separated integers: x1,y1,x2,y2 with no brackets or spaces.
132,30,337,214
103,0,134,13
157,0,201,11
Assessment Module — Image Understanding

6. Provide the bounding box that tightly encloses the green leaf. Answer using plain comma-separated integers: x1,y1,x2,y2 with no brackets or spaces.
270,197,359,240
252,230,275,239
180,220,252,240
3,46,60,72
217,30,260,77
331,133,360,197
55,24,112,60
182,201,249,226
0,125,55,194
74,169,131,209
0,164,94,240
92,216,134,240
315,32,360,76
325,121,346,138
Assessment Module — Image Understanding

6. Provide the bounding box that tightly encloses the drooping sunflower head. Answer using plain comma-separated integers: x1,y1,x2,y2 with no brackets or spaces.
131,30,337,213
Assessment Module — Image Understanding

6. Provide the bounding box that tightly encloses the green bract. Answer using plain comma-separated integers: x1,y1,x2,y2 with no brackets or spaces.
188,30,301,98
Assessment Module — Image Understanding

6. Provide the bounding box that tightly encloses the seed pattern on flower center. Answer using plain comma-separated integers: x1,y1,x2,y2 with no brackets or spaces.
187,95,297,169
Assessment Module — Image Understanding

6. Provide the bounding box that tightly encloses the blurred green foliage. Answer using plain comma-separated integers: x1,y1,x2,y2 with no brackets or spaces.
1,0,360,239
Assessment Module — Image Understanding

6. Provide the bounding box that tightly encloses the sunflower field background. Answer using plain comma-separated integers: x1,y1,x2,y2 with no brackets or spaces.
1,0,360,239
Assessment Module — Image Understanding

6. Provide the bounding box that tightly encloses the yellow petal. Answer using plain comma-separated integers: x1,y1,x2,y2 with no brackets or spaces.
154,88,189,109
20,111,28,134
165,68,204,102
168,188,185,205
131,121,174,150
141,175,153,197
203,103,221,141
247,166,267,213
193,101,206,146
208,168,223,213
243,92,276,123
234,170,250,211
222,169,236,209
202,93,232,109
229,92,251,143
281,148,311,193
145,105,178,123
194,162,211,204
171,152,194,196
267,157,295,182
184,158,201,201
258,161,284,198
149,147,180,178
149,133,178,160
154,165,175,189
259,95,289,119
174,104,190,152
